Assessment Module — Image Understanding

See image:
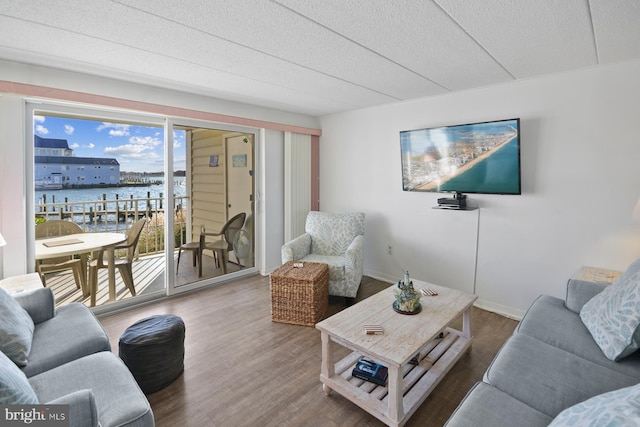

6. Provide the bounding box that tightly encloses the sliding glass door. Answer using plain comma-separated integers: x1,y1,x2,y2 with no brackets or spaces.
171,124,255,290
28,102,258,312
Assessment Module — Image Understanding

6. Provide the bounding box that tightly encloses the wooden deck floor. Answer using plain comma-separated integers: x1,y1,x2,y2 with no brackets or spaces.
44,251,244,307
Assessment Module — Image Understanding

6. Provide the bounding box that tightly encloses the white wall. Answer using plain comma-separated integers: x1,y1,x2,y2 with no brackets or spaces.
319,59,640,318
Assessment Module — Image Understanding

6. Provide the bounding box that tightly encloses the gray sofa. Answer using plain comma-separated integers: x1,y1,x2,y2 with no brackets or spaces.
446,275,640,426
0,286,154,427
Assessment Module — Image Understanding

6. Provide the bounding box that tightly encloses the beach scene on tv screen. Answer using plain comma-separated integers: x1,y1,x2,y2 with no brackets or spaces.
400,119,520,194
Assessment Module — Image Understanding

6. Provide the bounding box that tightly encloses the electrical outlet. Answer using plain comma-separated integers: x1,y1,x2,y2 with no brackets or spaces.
387,245,392,254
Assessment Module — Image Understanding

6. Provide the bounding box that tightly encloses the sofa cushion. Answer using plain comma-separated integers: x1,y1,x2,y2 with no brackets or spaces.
580,259,640,361
548,383,640,426
445,382,552,427
29,352,154,427
564,279,608,313
0,350,38,404
0,287,35,366
48,390,98,427
516,295,640,379
22,303,111,377
485,334,637,417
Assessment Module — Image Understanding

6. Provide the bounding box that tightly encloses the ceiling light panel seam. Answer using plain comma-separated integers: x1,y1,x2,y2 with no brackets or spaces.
433,0,516,80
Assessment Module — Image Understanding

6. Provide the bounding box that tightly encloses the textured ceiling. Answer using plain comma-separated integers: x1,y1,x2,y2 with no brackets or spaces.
0,0,638,116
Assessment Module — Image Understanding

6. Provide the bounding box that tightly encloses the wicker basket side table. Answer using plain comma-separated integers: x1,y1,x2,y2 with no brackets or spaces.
270,261,329,326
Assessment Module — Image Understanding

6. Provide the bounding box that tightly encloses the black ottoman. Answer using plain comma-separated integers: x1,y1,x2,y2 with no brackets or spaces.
119,314,185,394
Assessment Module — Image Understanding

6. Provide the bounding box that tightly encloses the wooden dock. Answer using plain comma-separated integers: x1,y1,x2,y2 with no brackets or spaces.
35,208,155,222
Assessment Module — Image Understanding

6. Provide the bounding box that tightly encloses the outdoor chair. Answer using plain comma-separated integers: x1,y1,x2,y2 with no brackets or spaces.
35,220,87,294
88,218,146,306
199,212,246,276
281,211,365,300
176,241,200,274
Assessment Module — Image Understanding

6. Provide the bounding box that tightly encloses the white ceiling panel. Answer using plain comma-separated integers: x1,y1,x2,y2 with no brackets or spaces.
100,0,448,100
590,0,640,63
0,0,639,116
434,0,597,77
274,0,514,91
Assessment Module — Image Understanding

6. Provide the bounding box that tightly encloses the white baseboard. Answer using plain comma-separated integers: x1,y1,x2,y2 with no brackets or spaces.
364,269,524,321
473,298,524,321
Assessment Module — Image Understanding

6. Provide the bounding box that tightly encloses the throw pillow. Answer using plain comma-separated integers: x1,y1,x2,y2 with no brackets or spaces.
580,259,640,361
548,383,640,426
0,287,35,366
0,350,38,404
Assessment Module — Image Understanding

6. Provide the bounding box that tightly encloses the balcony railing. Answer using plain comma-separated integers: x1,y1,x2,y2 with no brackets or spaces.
35,195,190,256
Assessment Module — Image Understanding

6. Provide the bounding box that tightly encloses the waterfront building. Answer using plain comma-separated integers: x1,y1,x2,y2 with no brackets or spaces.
34,135,120,189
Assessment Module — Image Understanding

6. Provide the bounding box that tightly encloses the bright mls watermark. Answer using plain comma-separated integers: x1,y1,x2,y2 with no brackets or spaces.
1,405,69,426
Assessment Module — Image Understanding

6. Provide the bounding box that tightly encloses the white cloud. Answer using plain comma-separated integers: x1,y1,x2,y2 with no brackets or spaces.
64,125,74,135
34,115,45,123
97,122,130,137
86,143,95,149
69,143,79,149
129,135,162,147
105,144,160,160
35,124,49,135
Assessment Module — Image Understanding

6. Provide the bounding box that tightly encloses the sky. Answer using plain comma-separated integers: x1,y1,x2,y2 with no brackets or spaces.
34,115,186,173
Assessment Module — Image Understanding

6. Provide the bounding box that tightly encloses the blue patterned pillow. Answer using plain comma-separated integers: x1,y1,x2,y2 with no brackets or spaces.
580,259,640,361
0,350,38,404
549,383,640,426
0,287,35,366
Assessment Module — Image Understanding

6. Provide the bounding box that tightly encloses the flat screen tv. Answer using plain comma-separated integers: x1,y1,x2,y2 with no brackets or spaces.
400,118,521,195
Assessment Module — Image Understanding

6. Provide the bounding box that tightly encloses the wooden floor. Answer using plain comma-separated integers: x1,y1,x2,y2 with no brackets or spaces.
99,275,517,427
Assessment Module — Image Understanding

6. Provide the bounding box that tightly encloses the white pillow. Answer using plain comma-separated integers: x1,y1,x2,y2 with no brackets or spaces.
0,287,35,366
549,383,640,426
580,259,640,361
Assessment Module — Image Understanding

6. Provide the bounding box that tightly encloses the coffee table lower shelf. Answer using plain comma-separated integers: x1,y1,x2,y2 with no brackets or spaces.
320,328,471,427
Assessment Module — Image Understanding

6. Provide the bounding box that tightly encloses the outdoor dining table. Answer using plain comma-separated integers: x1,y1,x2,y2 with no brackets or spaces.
35,232,127,305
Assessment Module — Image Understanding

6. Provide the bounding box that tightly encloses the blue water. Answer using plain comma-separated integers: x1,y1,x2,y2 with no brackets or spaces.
439,137,521,194
35,182,188,231
35,182,186,205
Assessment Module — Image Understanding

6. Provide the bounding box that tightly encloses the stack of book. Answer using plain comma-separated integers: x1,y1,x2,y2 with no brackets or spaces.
352,357,388,386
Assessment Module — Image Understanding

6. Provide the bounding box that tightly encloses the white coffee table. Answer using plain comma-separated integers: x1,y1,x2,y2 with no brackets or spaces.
316,280,477,427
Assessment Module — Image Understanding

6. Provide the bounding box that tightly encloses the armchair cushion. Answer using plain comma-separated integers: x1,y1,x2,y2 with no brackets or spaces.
306,211,365,256
0,287,35,366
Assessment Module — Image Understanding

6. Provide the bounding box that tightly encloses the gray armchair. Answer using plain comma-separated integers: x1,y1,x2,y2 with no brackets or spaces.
281,211,365,299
